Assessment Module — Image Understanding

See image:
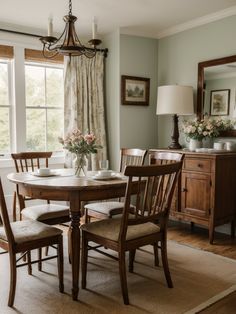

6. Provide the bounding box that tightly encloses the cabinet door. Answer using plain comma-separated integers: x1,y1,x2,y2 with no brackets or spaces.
181,172,211,218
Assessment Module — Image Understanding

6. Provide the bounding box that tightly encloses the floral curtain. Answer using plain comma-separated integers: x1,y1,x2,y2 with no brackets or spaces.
64,52,107,170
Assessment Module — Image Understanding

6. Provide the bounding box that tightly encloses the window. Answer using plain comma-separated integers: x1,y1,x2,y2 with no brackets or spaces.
0,46,64,156
25,63,64,152
0,59,11,153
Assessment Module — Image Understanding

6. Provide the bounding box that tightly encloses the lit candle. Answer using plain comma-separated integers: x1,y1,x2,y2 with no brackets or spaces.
48,16,53,37
92,17,97,39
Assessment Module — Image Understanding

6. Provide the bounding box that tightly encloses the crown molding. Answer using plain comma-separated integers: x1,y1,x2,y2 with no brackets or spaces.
157,5,236,39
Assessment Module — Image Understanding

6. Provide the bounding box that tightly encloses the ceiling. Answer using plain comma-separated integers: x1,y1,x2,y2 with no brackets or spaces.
1,0,236,39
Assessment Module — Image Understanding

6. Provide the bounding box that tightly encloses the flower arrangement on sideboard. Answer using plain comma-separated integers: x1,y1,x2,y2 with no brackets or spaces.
181,117,235,141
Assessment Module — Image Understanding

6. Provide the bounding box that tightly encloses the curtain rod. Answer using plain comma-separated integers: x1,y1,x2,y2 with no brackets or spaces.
0,28,108,57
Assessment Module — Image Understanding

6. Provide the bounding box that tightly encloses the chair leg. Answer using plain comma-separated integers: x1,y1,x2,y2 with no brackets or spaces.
27,251,32,275
81,233,88,289
161,237,173,288
45,246,49,256
153,242,159,266
12,192,17,222
57,236,64,293
22,252,27,262
129,250,136,273
38,248,42,271
8,251,17,307
84,209,90,224
190,222,195,232
118,250,129,305
68,228,71,264
231,220,235,238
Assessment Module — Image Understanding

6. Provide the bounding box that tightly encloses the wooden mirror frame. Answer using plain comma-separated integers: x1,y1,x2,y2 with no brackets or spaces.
197,54,236,137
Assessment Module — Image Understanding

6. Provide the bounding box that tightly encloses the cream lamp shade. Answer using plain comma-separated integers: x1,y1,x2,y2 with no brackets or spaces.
156,85,194,149
156,85,194,115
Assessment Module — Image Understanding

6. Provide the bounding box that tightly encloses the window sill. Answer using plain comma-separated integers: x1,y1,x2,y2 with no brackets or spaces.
0,155,65,169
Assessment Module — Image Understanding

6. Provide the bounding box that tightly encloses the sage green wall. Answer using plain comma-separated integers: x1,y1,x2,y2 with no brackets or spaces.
102,31,121,170
103,32,159,169
158,15,236,147
120,34,158,150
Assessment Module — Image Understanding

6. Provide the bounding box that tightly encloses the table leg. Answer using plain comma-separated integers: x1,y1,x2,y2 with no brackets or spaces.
69,192,81,301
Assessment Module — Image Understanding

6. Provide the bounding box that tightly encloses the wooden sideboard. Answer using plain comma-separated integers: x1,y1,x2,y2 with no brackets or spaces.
150,149,236,243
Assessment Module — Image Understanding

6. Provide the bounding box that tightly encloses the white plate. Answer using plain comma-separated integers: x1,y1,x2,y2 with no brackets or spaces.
92,173,118,180
32,171,58,177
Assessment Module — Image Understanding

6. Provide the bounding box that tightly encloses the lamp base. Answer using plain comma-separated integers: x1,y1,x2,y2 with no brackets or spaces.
168,143,182,150
168,114,182,150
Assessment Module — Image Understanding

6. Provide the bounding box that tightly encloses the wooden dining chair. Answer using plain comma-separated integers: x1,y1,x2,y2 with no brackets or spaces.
148,151,184,265
11,152,70,266
11,152,70,223
0,178,64,307
84,148,147,222
81,161,183,305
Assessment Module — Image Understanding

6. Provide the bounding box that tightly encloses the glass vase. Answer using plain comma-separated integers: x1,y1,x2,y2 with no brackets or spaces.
189,138,203,151
73,154,87,177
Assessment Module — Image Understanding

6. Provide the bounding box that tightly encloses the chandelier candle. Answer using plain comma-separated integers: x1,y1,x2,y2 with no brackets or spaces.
92,17,97,39
48,17,53,36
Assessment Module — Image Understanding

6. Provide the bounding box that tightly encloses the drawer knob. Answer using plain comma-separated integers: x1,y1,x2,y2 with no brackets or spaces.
198,164,203,168
182,188,187,192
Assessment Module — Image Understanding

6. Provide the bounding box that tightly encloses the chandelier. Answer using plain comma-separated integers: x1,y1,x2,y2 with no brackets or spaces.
40,0,102,59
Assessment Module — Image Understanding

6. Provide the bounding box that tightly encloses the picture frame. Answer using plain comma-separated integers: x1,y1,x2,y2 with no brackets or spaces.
121,75,150,106
210,89,230,116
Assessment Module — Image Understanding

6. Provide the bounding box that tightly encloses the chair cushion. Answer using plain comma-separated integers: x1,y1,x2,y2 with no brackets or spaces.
0,220,62,244
22,204,69,221
81,218,160,242
84,201,134,216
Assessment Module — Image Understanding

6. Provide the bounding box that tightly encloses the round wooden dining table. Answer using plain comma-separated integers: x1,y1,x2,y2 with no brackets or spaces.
7,169,131,300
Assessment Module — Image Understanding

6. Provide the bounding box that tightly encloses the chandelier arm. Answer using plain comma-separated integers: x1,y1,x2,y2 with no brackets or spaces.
62,23,71,47
42,45,60,59
54,27,67,46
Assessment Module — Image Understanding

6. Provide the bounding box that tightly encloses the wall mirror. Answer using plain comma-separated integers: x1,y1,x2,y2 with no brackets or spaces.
197,55,236,137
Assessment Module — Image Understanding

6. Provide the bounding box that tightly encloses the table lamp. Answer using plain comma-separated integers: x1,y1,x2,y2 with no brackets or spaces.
156,85,194,149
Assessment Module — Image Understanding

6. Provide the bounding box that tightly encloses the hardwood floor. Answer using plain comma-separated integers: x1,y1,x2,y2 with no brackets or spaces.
167,221,236,260
199,291,236,314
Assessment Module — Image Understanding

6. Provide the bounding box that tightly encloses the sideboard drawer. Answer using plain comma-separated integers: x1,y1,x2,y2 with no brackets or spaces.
184,158,211,173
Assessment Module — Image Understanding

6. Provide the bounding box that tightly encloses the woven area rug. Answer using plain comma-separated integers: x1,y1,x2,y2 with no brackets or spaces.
0,239,236,314
1,236,236,314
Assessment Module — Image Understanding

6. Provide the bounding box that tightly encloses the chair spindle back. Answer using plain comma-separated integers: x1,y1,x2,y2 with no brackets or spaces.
149,151,183,165
11,152,52,173
120,148,147,173
119,162,182,240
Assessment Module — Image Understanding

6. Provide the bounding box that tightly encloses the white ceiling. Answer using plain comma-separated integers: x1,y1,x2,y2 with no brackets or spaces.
1,0,236,39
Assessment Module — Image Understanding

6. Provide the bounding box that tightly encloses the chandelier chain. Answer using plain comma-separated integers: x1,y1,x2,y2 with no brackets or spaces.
69,0,72,15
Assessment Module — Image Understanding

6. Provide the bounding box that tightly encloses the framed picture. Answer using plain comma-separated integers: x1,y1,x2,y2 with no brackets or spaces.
121,75,150,106
210,89,230,116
